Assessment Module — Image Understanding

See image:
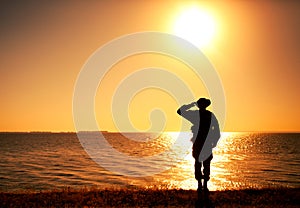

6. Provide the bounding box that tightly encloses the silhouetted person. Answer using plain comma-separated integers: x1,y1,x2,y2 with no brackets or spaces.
177,98,220,197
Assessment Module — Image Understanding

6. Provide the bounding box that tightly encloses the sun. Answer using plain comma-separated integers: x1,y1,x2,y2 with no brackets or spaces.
173,7,216,48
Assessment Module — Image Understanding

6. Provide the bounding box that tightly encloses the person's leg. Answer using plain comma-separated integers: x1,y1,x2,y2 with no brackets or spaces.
203,154,213,191
194,160,203,192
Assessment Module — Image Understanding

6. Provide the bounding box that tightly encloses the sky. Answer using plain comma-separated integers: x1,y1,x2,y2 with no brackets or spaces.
0,0,299,132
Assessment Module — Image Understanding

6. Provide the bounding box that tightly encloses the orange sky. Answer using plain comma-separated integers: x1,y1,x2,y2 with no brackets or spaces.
0,1,299,132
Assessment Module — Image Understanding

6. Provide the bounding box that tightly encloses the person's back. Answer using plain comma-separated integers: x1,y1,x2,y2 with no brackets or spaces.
193,108,212,161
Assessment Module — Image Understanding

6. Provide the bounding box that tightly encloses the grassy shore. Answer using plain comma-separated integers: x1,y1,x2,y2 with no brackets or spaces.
1,187,299,208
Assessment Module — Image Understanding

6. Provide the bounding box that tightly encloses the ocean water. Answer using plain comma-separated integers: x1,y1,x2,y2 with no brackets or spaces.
0,132,299,192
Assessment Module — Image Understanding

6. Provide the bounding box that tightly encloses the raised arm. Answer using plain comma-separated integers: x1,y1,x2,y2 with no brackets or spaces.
177,102,198,123
177,102,196,115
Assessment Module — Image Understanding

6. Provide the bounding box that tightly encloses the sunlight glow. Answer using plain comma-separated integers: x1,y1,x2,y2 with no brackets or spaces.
173,7,216,48
159,132,237,191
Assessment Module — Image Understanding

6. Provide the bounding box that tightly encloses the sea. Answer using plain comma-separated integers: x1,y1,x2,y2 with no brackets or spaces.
0,132,299,192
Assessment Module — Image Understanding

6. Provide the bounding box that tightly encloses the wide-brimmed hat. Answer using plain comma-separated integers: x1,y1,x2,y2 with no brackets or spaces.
196,98,211,108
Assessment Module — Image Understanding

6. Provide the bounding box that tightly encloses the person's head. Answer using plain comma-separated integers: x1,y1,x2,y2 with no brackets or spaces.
196,98,211,109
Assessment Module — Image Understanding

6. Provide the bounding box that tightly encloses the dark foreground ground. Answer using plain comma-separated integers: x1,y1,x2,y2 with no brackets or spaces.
1,187,299,208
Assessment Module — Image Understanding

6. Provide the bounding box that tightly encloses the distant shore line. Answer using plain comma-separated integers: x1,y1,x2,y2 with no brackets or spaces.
1,131,299,134
1,187,299,207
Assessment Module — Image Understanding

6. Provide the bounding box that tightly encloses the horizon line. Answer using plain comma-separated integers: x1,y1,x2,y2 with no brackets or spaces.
0,130,299,134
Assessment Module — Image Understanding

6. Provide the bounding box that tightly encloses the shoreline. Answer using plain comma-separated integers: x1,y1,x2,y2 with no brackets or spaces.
1,187,299,207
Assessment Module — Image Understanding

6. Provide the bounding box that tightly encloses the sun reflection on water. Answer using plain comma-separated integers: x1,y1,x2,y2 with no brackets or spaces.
155,132,245,191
